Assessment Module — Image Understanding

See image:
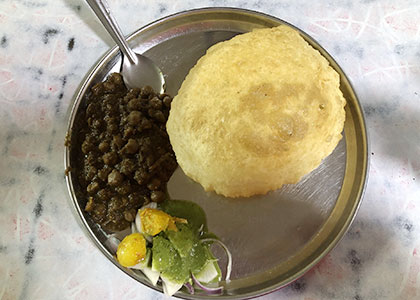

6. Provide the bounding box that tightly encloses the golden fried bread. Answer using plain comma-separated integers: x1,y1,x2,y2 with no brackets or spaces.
167,25,346,197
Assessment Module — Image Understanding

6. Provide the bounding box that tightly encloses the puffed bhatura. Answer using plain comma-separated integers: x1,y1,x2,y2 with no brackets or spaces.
166,26,346,198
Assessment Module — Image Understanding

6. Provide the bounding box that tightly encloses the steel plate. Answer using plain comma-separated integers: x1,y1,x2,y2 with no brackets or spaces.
65,7,368,299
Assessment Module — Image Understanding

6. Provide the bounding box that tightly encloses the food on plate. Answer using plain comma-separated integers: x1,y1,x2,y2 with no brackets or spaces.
139,208,186,235
166,25,346,197
70,73,233,296
114,200,232,296
116,232,146,267
75,73,177,231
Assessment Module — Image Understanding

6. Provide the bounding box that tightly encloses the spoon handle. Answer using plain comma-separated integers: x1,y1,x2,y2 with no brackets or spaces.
85,0,138,64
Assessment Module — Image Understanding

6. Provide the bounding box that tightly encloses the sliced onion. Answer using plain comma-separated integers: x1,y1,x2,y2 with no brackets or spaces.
200,238,232,282
135,212,142,233
144,202,157,209
131,221,138,233
130,267,160,286
161,276,183,296
105,235,120,254
184,282,194,294
191,273,223,294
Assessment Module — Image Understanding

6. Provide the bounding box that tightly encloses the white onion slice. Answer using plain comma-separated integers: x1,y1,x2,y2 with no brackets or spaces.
131,221,138,233
193,259,220,283
132,267,160,286
191,273,223,294
135,212,142,233
144,202,157,209
105,236,120,254
200,238,232,283
161,276,183,296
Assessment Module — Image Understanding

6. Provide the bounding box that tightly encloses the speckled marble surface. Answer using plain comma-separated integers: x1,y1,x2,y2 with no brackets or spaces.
1,0,419,299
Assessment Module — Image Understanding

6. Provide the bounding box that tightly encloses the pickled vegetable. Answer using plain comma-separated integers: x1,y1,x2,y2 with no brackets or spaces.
116,233,146,267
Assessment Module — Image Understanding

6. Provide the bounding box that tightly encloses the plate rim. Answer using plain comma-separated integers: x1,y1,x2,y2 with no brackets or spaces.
64,7,369,299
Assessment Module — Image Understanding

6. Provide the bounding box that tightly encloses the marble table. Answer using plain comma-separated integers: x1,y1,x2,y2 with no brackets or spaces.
1,0,419,299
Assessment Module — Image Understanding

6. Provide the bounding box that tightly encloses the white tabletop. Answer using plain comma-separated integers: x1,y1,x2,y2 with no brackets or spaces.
1,0,419,299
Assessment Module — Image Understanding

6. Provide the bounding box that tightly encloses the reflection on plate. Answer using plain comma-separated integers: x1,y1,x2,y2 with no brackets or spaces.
65,7,368,299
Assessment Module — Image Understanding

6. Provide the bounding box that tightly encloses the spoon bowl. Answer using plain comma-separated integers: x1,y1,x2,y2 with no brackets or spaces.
86,0,165,93
122,52,165,93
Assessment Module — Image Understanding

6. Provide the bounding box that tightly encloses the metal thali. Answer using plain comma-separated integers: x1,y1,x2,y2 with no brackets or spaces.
65,7,368,299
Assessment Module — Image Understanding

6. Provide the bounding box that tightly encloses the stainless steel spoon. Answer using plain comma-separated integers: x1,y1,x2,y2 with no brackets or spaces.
86,0,165,93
